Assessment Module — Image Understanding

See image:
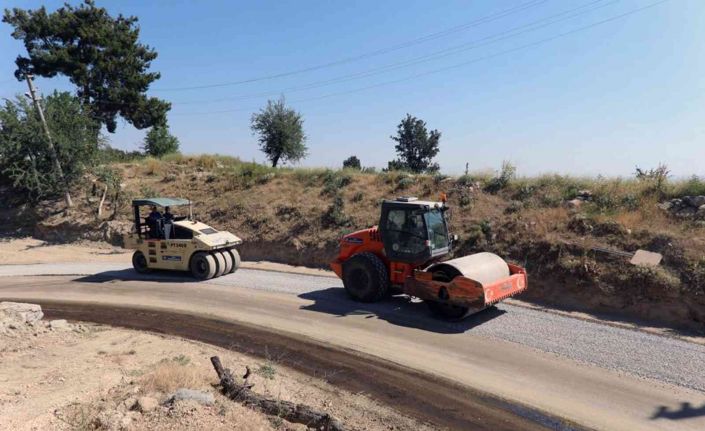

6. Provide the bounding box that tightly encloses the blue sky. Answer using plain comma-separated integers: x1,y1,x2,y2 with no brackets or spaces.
1,0,703,176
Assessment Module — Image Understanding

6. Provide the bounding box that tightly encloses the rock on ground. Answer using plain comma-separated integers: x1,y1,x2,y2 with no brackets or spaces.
166,388,215,406
0,301,43,324
49,319,71,330
684,195,705,208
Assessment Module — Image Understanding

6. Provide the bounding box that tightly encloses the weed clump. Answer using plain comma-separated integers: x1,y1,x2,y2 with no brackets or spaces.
351,191,365,202
225,162,275,189
257,362,277,380
396,175,415,191
321,170,352,196
322,194,351,227
484,161,516,194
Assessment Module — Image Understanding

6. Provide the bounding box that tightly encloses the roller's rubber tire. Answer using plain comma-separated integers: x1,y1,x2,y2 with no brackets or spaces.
190,252,216,280
132,251,150,274
220,251,233,274
342,252,389,303
226,249,241,273
213,252,227,278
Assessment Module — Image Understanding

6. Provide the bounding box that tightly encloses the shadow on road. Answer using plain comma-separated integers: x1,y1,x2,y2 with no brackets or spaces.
74,269,197,284
651,402,705,420
298,287,505,334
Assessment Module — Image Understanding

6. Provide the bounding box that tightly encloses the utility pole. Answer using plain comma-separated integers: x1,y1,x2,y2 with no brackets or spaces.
25,73,73,208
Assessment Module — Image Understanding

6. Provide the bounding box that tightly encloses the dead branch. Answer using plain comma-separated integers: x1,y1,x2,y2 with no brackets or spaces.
97,184,108,217
210,356,344,431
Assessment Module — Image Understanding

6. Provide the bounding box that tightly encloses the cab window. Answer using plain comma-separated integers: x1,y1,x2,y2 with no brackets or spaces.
424,209,449,251
384,208,427,255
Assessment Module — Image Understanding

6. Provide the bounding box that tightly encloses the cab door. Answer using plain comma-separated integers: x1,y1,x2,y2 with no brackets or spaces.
378,203,432,264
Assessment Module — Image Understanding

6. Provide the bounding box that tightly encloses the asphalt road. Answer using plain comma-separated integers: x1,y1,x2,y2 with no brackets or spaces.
1,263,704,431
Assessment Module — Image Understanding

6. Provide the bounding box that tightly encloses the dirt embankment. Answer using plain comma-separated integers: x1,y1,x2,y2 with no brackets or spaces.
0,301,437,431
3,157,704,332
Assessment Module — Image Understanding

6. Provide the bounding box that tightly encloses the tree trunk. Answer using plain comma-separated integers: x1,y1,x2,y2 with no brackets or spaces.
271,153,280,168
210,356,344,431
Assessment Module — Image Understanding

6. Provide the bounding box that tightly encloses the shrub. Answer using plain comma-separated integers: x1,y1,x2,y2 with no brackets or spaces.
96,143,143,163
292,168,328,186
621,193,640,211
322,194,351,227
459,191,473,208
322,170,352,196
139,185,157,197
672,175,705,198
143,157,163,176
484,161,516,194
257,362,277,380
634,163,670,196
342,155,361,170
682,259,705,295
226,162,275,189
512,184,535,201
195,154,217,169
351,191,364,202
456,174,475,187
433,173,449,184
141,360,201,393
396,176,415,191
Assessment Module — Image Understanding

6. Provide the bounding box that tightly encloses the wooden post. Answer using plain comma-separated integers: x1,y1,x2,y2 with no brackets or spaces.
25,74,73,208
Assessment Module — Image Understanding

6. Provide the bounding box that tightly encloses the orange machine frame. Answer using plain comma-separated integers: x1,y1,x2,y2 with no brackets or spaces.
330,227,528,308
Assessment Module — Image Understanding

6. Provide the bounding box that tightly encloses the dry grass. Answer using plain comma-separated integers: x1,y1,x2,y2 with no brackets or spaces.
141,359,207,394
142,157,164,176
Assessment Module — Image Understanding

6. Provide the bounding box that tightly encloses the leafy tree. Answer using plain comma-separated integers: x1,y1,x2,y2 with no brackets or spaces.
142,125,179,157
3,0,170,133
251,98,307,167
388,114,440,173
343,155,361,170
0,91,99,200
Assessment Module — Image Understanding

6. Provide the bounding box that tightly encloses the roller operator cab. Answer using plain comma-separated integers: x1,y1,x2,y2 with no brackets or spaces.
331,196,528,319
379,197,453,264
123,198,242,279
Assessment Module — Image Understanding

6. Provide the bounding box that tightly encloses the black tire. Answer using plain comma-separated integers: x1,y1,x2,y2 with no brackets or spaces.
132,251,150,274
190,252,216,280
342,252,389,302
226,249,241,273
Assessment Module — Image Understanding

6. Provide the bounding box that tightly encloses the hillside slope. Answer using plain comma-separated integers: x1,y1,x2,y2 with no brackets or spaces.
3,155,704,332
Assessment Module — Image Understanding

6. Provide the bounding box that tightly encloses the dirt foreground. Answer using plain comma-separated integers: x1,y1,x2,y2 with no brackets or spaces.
0,304,435,431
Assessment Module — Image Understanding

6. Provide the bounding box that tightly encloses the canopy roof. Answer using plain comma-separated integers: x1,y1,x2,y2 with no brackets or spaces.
131,197,190,207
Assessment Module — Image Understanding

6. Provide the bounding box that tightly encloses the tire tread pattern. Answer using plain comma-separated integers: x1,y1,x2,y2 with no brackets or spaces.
343,252,389,302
